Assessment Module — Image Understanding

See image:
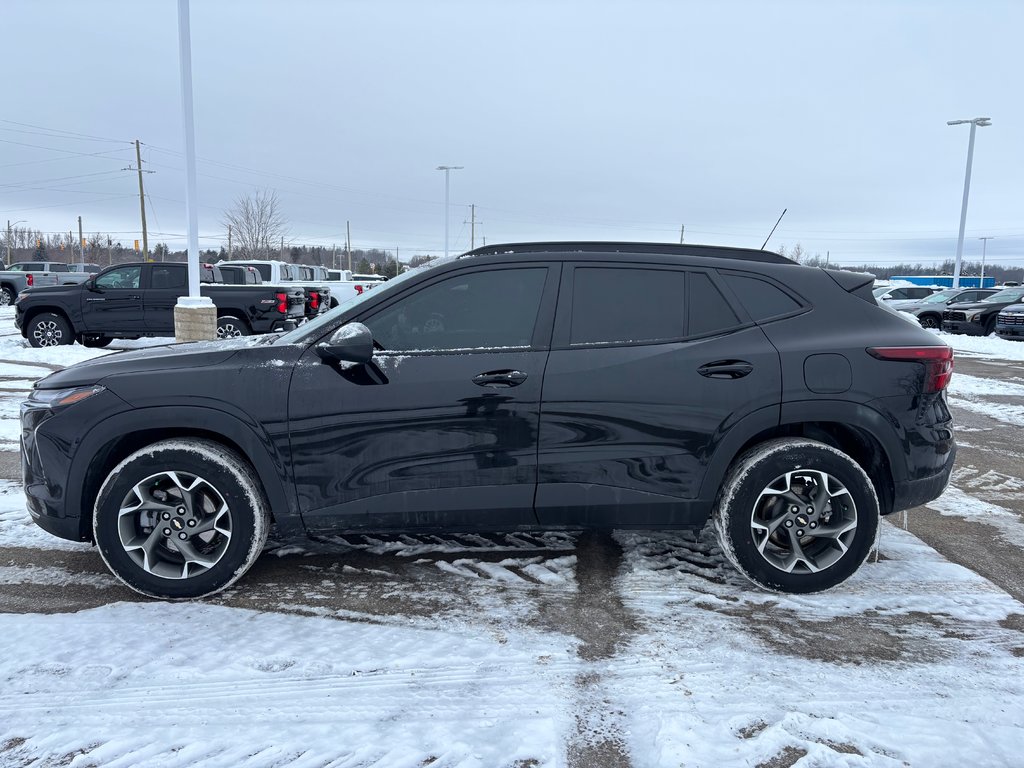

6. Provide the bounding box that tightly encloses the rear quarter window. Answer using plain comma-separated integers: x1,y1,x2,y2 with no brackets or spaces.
721,273,803,321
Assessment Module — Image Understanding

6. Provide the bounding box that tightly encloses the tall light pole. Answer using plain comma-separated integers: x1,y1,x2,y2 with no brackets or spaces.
947,117,991,288
979,236,993,287
436,165,463,259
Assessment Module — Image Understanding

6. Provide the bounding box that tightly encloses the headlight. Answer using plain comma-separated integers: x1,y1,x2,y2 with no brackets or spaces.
28,385,106,408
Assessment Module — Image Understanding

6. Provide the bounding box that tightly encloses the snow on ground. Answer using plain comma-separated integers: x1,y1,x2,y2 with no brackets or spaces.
947,372,1024,428
930,328,1024,361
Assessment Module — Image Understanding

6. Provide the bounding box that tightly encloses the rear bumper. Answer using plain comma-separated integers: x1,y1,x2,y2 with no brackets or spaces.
892,441,956,512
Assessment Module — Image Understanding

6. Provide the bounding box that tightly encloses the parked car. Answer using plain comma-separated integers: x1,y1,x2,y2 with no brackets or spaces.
21,241,955,599
68,263,103,274
872,284,942,302
14,261,305,347
995,304,1024,340
941,286,1024,335
216,264,263,285
221,259,345,310
352,273,388,283
890,287,999,329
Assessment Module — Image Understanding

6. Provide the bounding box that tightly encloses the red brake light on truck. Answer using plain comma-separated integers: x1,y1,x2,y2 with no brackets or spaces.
310,291,319,310
354,285,363,295
276,292,288,314
27,274,33,287
867,346,954,393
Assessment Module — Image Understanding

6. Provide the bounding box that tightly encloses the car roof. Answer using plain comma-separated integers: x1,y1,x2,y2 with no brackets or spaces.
461,241,795,265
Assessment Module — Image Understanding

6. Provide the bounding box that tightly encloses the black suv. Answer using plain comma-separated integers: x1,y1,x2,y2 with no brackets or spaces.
21,242,956,599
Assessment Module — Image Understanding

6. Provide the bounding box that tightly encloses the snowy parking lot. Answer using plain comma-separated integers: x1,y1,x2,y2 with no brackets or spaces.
1,309,1023,767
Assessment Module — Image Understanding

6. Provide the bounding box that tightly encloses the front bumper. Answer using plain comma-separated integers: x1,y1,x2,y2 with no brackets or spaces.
941,320,987,336
996,322,1024,340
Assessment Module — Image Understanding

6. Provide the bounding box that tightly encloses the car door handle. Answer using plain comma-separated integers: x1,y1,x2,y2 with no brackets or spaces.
472,370,528,388
697,360,754,379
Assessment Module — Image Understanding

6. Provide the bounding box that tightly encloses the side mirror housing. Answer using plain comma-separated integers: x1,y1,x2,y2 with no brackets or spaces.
86,277,98,291
315,322,373,365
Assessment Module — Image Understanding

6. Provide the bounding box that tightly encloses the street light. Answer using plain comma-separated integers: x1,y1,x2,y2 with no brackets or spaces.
6,220,26,266
436,165,463,260
979,236,993,287
947,117,991,288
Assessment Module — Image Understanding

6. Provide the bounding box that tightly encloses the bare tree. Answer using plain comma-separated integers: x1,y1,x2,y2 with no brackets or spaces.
221,189,288,260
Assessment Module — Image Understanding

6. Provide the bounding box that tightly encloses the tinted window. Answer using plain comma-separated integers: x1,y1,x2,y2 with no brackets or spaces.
571,267,685,345
689,273,740,335
722,273,802,320
151,266,187,289
249,264,271,281
49,263,69,272
907,288,934,299
365,268,547,352
96,266,142,289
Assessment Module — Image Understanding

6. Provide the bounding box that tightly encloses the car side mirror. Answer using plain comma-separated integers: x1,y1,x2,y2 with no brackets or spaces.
86,277,99,291
315,322,373,364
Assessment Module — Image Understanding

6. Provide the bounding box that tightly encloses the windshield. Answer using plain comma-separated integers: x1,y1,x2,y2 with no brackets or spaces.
275,257,448,345
983,288,1024,303
922,289,959,303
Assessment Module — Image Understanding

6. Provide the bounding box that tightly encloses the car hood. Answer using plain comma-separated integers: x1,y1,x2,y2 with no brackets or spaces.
35,336,282,389
999,304,1024,315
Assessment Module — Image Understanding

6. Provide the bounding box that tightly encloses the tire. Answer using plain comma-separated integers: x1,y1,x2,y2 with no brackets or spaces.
918,314,940,329
81,334,113,348
93,438,270,599
712,438,879,594
984,316,997,336
0,286,14,306
27,312,74,348
216,315,251,339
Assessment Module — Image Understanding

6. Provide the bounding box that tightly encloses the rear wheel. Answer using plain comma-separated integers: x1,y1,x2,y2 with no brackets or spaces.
216,315,250,339
93,439,270,599
713,438,879,593
28,313,73,347
0,286,14,306
918,314,940,329
80,334,113,348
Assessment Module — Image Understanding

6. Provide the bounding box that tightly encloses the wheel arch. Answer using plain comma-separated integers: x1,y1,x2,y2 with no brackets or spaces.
71,406,299,541
22,305,76,334
700,403,899,518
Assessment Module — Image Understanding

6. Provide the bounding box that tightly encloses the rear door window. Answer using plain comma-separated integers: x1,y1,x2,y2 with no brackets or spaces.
570,267,687,345
721,273,803,321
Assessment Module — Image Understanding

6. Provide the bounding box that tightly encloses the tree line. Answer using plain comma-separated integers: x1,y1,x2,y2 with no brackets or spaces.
777,244,1023,283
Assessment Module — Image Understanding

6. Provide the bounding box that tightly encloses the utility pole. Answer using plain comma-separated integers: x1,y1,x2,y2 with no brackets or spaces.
227,224,232,260
465,204,483,249
107,237,112,265
679,225,685,244
77,216,84,264
135,140,149,260
979,237,993,286
436,165,463,259
346,220,352,272
280,236,285,259
331,243,337,270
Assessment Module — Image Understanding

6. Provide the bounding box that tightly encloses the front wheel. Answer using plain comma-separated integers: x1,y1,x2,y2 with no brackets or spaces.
918,314,940,329
27,313,73,348
217,315,251,339
0,286,14,306
93,439,270,599
713,438,879,593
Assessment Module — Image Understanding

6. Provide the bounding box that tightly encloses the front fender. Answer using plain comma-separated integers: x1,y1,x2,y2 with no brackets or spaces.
71,405,301,538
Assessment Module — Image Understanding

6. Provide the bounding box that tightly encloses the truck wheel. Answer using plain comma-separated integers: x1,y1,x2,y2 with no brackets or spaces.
0,286,14,306
217,316,250,339
81,334,113,348
93,438,270,599
712,438,879,594
918,314,939,329
28,313,73,348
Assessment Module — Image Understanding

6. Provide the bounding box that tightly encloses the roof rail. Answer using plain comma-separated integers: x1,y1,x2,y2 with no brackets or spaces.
461,241,795,264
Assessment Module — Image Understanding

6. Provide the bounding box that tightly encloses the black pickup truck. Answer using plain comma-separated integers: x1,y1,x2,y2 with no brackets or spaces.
14,261,305,348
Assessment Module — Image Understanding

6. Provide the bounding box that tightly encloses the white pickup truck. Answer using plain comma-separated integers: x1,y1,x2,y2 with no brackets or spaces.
222,260,377,308
0,262,91,306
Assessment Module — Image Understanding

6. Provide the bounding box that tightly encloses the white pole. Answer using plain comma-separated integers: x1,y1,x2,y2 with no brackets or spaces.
444,169,450,260
979,236,992,286
177,0,201,299
951,121,977,290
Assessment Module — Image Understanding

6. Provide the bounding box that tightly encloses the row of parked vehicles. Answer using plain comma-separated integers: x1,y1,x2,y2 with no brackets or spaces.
874,283,1024,340
7,259,387,348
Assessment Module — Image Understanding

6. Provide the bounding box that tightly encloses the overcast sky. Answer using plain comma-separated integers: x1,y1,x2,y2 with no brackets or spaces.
2,0,1021,269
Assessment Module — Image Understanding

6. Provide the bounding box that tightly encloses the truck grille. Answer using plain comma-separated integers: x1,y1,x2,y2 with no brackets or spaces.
998,313,1024,326
943,311,966,322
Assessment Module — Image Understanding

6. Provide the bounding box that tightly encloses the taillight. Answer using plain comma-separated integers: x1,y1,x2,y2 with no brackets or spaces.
867,346,954,393
310,291,319,310
276,292,288,314
27,274,33,286
354,285,364,295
